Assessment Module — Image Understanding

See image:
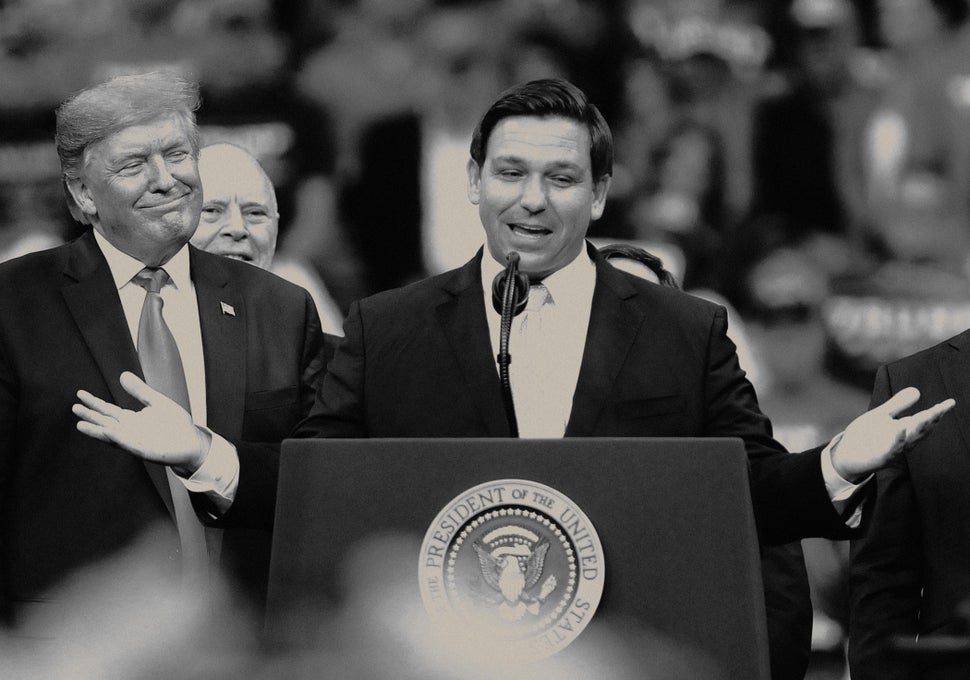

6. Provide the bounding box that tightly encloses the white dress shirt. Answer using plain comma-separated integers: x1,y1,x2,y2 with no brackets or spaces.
93,231,237,508
481,248,595,438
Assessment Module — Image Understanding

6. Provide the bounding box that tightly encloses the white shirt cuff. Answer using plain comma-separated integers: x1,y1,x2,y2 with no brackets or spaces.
181,428,239,516
821,431,871,528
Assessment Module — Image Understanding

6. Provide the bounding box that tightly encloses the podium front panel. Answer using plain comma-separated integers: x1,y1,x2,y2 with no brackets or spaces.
267,437,769,679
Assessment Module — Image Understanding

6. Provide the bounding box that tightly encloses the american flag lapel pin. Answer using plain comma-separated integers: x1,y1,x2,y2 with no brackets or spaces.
220,301,236,317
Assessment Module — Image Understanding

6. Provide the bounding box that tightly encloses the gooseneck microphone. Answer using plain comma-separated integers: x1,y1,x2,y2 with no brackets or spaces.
491,251,530,437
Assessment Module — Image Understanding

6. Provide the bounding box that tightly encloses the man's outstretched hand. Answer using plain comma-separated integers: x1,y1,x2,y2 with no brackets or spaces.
73,371,211,477
832,387,955,483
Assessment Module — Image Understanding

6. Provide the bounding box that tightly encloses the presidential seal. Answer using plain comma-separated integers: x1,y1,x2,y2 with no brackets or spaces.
418,479,605,660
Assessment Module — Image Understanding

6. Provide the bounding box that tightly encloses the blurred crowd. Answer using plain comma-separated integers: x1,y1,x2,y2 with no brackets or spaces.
4,0,970,676
4,0,970,378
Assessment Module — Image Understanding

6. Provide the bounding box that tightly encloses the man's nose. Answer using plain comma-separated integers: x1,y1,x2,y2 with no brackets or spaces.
220,204,248,239
146,155,177,192
519,175,547,213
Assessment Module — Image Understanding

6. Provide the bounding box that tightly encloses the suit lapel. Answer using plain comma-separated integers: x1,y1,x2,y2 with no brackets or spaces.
191,247,246,442
941,332,970,453
435,252,510,436
565,257,644,436
61,231,144,409
61,231,175,519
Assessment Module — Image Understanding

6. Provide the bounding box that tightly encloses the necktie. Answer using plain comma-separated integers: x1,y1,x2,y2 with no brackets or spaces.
513,283,556,438
133,267,209,581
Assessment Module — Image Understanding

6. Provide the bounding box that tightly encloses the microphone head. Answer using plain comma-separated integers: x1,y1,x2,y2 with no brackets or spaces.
492,251,529,317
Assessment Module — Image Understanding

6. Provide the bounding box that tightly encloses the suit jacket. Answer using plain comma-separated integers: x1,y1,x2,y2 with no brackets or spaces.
849,330,970,680
0,230,323,624
288,250,851,540
238,248,858,679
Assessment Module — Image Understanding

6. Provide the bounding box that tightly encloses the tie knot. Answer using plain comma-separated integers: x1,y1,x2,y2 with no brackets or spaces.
133,267,170,294
527,283,552,311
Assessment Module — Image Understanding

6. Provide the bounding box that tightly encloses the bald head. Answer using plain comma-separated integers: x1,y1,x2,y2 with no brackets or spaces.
191,142,279,269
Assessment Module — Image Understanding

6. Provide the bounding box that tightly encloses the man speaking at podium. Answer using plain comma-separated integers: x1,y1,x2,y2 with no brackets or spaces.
75,79,953,676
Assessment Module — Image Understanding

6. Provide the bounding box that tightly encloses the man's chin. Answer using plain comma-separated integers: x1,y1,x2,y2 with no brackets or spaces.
515,254,558,280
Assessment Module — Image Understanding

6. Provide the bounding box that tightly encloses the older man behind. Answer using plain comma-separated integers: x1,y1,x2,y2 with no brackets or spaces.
190,142,344,336
0,72,323,628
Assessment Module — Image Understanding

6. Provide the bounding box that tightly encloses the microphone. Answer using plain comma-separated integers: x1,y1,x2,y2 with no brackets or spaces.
491,251,529,317
492,251,529,437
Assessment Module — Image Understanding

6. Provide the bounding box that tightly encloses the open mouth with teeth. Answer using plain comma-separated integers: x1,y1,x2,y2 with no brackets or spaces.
221,253,254,262
509,223,552,238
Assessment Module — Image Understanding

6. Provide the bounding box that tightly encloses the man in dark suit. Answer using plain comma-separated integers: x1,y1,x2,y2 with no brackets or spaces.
848,335,970,680
0,71,323,627
75,78,952,678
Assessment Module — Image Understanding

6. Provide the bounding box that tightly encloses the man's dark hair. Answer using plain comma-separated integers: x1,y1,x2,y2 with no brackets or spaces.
469,78,613,181
599,244,680,289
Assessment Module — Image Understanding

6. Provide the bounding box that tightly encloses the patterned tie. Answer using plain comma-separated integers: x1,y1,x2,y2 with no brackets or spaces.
513,283,555,438
133,267,208,581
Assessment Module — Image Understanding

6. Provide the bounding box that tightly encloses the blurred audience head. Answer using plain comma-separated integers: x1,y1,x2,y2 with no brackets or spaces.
470,78,614,182
55,71,201,226
877,0,968,48
790,0,859,92
191,142,279,270
0,531,719,680
599,244,680,288
413,4,507,125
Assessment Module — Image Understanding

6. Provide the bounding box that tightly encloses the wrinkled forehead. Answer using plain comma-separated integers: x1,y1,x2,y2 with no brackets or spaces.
485,115,592,165
83,113,196,164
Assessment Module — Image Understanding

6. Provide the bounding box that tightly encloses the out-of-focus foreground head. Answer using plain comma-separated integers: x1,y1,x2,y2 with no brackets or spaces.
191,142,279,270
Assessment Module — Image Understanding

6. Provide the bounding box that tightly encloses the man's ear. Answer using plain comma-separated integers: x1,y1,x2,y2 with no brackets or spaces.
65,177,98,220
466,158,482,205
590,174,612,222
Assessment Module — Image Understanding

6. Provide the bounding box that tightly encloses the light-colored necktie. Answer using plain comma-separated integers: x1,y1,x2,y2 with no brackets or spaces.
513,283,557,438
133,267,209,581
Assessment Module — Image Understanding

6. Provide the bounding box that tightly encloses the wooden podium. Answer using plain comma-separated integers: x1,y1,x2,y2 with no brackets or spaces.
266,438,770,679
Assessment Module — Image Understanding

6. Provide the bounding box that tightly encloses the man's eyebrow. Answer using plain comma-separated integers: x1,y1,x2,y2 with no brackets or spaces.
547,161,582,171
106,147,149,164
490,154,524,164
490,154,582,170
163,139,192,152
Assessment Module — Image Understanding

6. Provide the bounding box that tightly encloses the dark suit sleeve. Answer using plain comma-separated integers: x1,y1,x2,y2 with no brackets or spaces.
292,300,368,438
704,306,853,544
298,291,326,415
0,325,15,623
847,365,921,680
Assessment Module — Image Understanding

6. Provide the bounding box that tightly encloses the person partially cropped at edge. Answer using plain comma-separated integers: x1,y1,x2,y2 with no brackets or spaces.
849,333,970,680
74,78,954,671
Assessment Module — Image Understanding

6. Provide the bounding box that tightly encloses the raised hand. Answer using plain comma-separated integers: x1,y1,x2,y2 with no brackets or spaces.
832,387,955,482
73,371,210,477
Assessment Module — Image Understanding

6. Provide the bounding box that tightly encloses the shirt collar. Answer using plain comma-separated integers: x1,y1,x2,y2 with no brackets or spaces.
92,229,192,291
479,244,596,307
